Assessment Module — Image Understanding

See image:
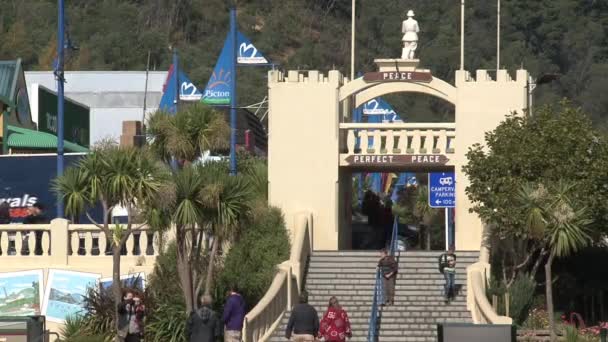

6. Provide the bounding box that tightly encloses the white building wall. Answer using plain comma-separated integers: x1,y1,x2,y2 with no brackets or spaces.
25,71,168,146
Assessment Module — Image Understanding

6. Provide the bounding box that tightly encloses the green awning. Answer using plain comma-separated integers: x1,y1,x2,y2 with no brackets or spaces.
6,125,89,153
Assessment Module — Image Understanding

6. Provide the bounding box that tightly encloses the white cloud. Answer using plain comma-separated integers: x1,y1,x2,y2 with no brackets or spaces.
53,277,70,282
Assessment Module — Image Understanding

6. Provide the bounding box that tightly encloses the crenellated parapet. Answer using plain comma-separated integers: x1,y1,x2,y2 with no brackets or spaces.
456,69,528,85
268,70,344,85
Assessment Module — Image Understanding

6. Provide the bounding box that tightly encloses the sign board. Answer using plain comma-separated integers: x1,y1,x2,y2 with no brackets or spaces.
0,154,101,222
363,71,432,83
37,86,90,147
429,172,455,208
345,154,449,167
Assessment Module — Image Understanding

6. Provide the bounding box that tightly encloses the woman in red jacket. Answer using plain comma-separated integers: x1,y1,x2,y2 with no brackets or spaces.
318,296,352,341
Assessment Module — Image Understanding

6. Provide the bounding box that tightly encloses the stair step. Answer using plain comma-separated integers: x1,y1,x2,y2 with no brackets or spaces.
268,251,478,340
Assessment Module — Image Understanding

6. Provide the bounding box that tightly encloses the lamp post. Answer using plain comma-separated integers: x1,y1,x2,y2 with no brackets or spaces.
56,0,65,219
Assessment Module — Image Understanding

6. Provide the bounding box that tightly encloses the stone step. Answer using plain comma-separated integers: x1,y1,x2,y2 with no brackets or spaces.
268,251,476,340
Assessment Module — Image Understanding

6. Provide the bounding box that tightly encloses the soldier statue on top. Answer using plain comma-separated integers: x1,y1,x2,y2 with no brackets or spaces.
401,10,420,60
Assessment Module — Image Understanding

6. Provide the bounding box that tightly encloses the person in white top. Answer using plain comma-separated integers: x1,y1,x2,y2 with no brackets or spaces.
401,10,420,60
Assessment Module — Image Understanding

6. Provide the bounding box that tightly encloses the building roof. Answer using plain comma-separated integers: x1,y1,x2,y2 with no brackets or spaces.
25,71,168,93
6,125,88,153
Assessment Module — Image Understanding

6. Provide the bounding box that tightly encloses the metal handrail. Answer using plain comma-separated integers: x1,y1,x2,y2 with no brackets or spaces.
367,217,400,341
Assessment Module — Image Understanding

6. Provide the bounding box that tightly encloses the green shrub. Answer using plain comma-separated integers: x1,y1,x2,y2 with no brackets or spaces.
219,206,290,310
145,241,188,342
59,315,107,342
508,274,537,325
145,301,188,342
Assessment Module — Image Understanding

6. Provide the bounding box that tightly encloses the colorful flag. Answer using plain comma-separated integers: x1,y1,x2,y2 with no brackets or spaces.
237,31,270,65
202,31,270,106
159,64,204,113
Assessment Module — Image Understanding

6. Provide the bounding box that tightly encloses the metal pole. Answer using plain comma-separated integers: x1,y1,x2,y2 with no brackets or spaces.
460,0,465,70
497,0,501,71
229,7,238,175
142,50,150,129
528,75,534,116
445,208,449,250
56,0,65,219
173,49,179,113
350,0,355,80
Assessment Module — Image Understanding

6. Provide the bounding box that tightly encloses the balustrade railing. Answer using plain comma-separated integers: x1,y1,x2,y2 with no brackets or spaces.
0,220,161,264
341,123,456,156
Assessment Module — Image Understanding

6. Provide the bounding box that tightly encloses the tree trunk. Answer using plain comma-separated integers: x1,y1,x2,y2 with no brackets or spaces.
600,290,605,322
176,228,194,313
425,225,431,251
545,254,556,342
204,237,220,296
113,246,123,342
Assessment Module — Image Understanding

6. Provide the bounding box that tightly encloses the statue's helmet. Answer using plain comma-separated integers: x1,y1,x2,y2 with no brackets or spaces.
407,10,415,17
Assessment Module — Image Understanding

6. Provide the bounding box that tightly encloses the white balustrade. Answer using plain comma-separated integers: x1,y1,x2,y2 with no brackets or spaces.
342,123,456,156
0,222,160,260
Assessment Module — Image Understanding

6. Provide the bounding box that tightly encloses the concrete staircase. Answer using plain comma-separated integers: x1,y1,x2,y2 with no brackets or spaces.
269,250,479,342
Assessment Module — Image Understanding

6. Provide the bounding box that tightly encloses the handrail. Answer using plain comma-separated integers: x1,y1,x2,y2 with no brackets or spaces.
242,267,290,342
467,265,512,324
242,212,312,342
367,218,400,341
467,228,512,325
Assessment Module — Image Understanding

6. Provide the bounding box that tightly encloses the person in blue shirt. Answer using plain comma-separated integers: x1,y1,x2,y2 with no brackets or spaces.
223,285,246,342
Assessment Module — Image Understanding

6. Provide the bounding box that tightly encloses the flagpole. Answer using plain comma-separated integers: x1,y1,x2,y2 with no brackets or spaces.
229,7,238,175
497,0,501,71
173,49,179,113
460,0,465,70
56,0,65,218
350,0,355,80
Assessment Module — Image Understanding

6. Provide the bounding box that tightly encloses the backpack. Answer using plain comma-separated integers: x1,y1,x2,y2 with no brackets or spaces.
438,254,447,274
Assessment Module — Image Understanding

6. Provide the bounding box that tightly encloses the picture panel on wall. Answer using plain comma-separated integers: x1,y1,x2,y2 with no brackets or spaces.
0,270,44,316
41,269,100,323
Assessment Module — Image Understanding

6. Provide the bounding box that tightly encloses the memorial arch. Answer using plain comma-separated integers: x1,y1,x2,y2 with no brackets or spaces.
267,59,528,252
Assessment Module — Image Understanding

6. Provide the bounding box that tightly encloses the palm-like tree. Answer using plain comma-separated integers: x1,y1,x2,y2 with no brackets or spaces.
147,103,229,164
54,145,168,341
145,163,252,312
518,181,592,342
198,164,252,296
414,185,442,250
146,105,252,312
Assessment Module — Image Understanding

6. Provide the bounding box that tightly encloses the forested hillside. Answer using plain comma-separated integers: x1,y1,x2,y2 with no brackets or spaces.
0,0,606,124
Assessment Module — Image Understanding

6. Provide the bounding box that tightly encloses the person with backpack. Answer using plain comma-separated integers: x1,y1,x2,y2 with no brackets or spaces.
438,246,457,303
186,295,221,342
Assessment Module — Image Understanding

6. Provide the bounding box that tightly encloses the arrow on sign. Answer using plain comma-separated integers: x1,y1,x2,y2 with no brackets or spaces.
435,200,442,205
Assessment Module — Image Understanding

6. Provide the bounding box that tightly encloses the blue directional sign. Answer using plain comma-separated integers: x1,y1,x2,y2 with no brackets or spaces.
429,172,455,208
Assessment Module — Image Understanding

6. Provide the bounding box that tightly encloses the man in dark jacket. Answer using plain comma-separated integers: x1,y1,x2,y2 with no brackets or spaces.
285,291,319,341
223,285,245,342
378,248,398,305
187,295,221,342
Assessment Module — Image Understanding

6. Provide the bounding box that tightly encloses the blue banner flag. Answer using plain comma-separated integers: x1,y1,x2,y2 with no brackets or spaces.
202,35,232,106
237,31,269,65
362,97,403,123
202,31,270,106
160,64,204,112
